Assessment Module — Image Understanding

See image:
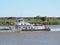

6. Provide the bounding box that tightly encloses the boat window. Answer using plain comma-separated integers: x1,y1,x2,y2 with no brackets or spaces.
23,27,25,28
24,24,26,25
18,20,20,22
18,20,23,22
21,24,23,25
29,27,30,28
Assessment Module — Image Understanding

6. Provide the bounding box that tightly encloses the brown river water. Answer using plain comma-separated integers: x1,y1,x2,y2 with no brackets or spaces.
0,31,60,45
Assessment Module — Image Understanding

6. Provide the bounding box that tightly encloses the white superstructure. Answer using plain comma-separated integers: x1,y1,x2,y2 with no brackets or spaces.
16,19,31,26
15,18,46,30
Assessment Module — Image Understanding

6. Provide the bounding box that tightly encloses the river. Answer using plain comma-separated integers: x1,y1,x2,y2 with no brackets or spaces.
0,25,60,45
48,25,60,31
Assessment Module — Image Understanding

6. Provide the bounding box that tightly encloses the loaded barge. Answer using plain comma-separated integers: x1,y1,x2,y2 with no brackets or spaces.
0,18,50,32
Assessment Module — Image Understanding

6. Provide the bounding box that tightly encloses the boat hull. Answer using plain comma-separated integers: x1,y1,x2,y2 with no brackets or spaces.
22,28,50,31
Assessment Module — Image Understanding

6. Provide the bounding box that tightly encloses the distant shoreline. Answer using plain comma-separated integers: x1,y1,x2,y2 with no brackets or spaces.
0,16,60,26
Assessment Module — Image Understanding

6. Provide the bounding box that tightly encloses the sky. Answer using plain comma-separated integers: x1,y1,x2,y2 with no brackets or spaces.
0,0,60,17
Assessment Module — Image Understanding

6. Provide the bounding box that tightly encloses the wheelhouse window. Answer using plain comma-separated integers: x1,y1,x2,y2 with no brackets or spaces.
18,20,23,22
18,20,20,22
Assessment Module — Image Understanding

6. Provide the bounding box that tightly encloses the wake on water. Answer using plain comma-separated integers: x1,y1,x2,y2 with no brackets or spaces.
51,28,60,31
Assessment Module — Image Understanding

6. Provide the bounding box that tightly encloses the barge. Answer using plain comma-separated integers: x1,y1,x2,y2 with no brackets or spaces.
0,18,50,32
15,18,50,31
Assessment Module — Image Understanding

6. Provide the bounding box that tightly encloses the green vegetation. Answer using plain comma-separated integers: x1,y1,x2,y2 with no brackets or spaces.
24,16,60,25
0,17,15,26
0,16,60,26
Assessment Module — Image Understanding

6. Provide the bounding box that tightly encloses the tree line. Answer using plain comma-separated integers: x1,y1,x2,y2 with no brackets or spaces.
0,16,60,26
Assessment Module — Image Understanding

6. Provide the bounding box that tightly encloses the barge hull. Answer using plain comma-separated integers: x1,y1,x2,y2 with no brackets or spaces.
22,28,50,31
